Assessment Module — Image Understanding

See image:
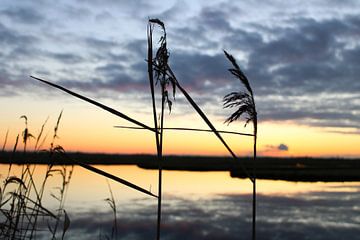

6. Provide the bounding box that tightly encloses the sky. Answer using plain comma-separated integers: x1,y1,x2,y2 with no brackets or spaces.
1,0,359,157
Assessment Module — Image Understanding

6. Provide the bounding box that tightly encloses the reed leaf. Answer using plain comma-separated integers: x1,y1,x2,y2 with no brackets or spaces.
61,209,70,240
114,125,254,136
35,117,49,151
53,146,157,198
30,76,156,133
17,193,57,219
2,129,9,152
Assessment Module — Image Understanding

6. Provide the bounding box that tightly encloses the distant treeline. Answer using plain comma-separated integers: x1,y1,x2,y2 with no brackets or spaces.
1,151,360,182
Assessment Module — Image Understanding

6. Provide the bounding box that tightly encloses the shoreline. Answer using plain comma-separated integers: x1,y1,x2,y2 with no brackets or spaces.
1,151,360,182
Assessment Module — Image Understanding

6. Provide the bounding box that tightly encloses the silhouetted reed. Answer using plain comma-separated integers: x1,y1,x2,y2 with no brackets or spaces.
147,19,166,240
104,181,118,240
223,50,258,240
2,129,9,153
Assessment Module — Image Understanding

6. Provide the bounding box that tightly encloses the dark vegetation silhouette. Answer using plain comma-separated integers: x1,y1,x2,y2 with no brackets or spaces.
26,19,256,239
0,112,73,239
147,19,175,240
223,50,258,240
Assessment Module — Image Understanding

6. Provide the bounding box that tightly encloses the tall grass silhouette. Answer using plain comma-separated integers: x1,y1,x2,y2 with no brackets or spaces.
0,113,73,239
223,50,258,240
147,18,175,240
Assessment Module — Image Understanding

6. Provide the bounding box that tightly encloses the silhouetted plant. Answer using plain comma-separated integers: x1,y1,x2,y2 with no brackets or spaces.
2,129,9,153
147,18,177,240
223,50,257,240
104,181,118,240
20,115,34,153
0,113,72,240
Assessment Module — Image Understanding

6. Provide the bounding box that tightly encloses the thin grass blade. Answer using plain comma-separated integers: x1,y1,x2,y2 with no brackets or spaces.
114,125,254,136
61,209,70,240
53,147,157,198
30,76,156,133
2,129,9,152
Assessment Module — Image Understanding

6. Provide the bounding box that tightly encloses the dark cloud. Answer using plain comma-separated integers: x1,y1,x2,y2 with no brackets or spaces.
84,37,118,50
62,4,92,20
154,0,190,22
1,6,44,24
278,144,289,151
0,23,37,47
239,15,360,96
171,52,229,91
46,52,84,64
265,144,289,152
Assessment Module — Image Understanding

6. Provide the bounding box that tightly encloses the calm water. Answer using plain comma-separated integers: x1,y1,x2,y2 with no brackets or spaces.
1,164,360,239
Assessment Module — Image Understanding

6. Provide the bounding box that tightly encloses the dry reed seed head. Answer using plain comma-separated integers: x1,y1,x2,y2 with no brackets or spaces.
223,92,252,108
149,18,177,112
4,177,27,190
149,18,165,31
20,115,28,125
224,50,253,96
22,128,35,144
223,51,257,127
54,145,65,153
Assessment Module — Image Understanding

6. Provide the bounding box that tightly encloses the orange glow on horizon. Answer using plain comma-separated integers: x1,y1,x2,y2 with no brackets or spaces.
4,121,359,158
1,98,359,158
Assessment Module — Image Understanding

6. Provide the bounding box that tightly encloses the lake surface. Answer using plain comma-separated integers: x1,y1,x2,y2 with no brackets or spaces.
1,164,360,239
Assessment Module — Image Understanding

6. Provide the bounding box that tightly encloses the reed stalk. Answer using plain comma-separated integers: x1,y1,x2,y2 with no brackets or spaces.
147,18,176,240
147,20,162,240
2,129,9,153
105,180,118,240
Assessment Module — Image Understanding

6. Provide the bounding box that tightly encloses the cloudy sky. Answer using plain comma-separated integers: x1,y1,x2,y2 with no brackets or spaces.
1,0,359,156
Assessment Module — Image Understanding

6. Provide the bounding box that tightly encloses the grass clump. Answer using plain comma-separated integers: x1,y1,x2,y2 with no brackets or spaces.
0,112,73,240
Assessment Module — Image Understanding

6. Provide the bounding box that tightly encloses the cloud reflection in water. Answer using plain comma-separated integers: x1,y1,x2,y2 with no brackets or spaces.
62,188,360,240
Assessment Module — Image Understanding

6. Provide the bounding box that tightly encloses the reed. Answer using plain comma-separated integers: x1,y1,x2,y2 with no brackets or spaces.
147,18,177,240
2,129,9,153
223,50,258,240
104,181,118,240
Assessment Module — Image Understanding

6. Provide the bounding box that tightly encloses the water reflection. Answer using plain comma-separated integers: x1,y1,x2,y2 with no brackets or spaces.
1,164,359,239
